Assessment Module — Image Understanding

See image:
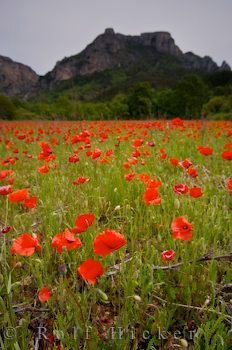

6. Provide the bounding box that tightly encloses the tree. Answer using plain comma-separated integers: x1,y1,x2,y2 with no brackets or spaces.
175,75,210,118
127,82,154,118
0,95,15,119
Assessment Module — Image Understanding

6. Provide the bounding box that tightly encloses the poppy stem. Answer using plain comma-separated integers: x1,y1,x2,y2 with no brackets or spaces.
5,195,9,226
152,252,232,271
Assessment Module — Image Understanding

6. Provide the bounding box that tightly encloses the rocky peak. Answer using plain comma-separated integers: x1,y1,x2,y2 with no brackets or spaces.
183,52,218,72
104,28,115,36
0,55,39,97
220,60,231,71
140,31,182,56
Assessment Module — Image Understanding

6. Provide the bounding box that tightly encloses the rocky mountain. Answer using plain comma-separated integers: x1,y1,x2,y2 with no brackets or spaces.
0,29,231,99
0,55,39,97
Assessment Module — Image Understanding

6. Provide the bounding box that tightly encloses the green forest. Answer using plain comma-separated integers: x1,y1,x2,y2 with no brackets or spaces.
1,70,232,120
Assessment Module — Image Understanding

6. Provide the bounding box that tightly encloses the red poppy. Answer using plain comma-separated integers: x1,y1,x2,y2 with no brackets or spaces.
125,173,136,182
91,148,101,160
221,150,232,160
93,229,127,257
173,184,188,195
0,170,13,180
143,187,161,205
0,185,12,195
179,159,192,169
23,196,37,209
132,149,141,158
227,179,232,195
73,176,90,185
10,233,41,256
132,139,143,148
7,178,14,185
197,146,213,156
38,164,49,173
77,258,104,284
38,141,53,161
171,217,193,241
51,229,82,254
105,149,113,156
68,154,80,163
147,178,162,188
1,226,12,234
72,214,95,234
147,141,156,147
9,189,29,202
137,173,150,183
169,158,179,166
38,287,52,302
161,250,176,261
171,117,184,127
189,187,203,198
186,167,198,178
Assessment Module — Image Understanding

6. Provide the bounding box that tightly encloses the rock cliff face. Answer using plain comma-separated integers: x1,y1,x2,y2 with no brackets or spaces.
0,29,231,98
0,55,39,97
41,28,230,89
43,29,184,84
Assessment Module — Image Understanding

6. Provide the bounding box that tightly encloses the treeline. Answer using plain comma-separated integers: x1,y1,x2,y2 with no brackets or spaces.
0,72,232,120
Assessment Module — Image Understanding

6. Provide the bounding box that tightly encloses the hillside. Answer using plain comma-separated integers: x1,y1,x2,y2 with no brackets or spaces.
0,29,230,101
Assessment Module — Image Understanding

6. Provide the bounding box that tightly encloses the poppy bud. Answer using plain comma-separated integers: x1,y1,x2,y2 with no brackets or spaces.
174,198,180,209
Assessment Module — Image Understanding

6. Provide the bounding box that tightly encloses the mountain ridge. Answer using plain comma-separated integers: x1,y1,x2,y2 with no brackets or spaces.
0,28,231,99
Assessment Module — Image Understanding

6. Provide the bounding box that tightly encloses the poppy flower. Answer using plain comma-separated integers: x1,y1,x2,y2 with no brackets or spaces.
23,196,37,209
197,146,213,156
132,149,141,158
68,154,80,163
221,150,232,160
9,189,29,202
38,142,53,161
179,159,192,169
38,164,49,174
137,173,150,183
161,250,176,261
143,187,161,205
10,233,41,256
171,117,184,127
7,178,14,185
1,226,12,234
51,229,82,254
105,149,113,156
0,185,12,195
91,148,101,160
38,286,52,302
132,139,143,148
189,187,203,198
171,217,193,241
173,184,188,195
147,179,162,188
227,179,232,195
73,176,90,185
125,173,136,182
93,229,127,257
77,258,104,284
72,214,95,234
147,141,156,147
0,170,13,180
169,158,179,166
186,167,198,178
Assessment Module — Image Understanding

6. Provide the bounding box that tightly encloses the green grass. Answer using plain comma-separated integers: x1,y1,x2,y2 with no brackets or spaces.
0,119,231,350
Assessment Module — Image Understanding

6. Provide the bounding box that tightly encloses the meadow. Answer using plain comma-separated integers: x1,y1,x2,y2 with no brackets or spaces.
0,118,231,350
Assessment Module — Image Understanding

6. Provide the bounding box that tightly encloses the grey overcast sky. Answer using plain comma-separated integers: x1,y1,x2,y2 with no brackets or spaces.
0,0,231,75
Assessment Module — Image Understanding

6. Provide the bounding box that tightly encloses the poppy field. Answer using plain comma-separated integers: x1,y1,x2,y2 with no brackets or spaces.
0,118,232,350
